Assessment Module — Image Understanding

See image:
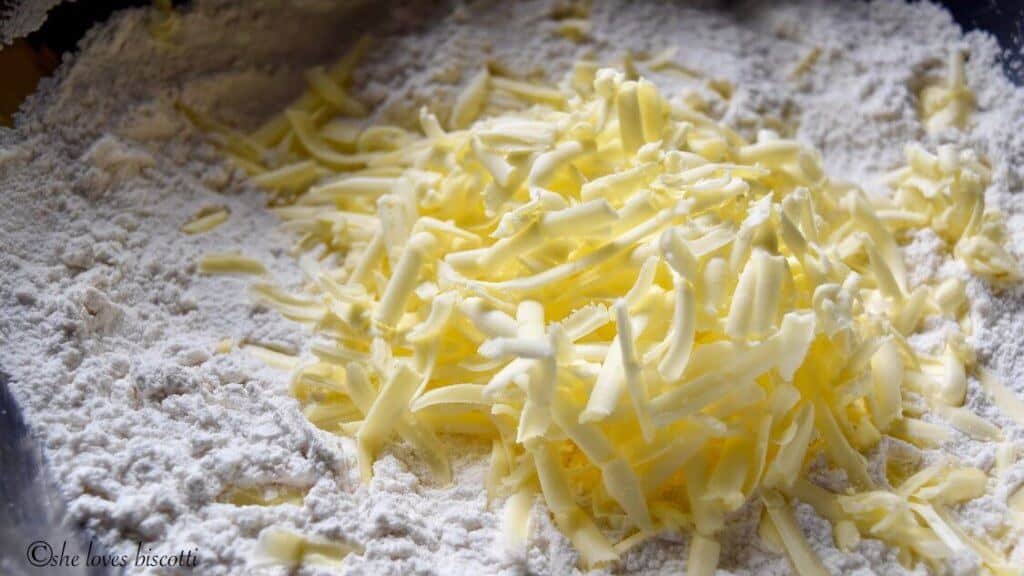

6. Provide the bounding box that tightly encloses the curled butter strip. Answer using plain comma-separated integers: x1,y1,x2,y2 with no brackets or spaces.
199,252,266,276
182,206,229,235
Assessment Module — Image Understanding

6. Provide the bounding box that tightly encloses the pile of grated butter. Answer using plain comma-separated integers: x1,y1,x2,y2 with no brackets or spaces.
183,38,1023,575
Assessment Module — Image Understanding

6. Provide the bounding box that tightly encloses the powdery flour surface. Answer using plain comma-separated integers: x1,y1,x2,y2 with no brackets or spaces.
2,1,1024,574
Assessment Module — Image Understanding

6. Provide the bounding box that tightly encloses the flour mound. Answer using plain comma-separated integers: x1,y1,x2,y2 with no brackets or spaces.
2,1,1023,574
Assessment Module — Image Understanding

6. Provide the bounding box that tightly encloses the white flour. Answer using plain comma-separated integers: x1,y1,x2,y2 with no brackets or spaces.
2,1,1024,574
